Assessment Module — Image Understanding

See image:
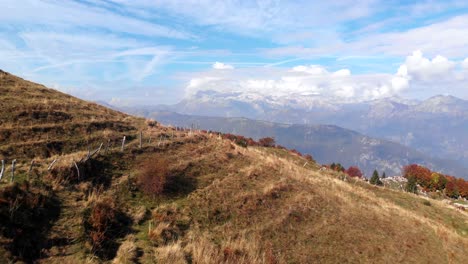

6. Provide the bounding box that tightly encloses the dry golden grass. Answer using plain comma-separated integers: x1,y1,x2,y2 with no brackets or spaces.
154,242,187,264
154,142,468,264
184,232,274,264
131,205,147,224
0,70,145,160
112,235,137,264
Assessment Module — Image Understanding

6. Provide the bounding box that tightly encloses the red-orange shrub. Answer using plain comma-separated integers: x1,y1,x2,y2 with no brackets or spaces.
346,166,363,178
83,198,121,257
259,137,275,147
138,158,170,196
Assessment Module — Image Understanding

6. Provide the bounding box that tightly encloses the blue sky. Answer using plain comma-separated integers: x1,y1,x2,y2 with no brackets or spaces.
1,0,468,105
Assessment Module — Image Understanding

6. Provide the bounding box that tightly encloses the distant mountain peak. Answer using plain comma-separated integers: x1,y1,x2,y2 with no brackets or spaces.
415,94,468,113
425,94,463,103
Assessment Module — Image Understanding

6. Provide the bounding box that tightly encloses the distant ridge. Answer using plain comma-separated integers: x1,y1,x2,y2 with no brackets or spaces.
117,89,468,167
147,111,468,179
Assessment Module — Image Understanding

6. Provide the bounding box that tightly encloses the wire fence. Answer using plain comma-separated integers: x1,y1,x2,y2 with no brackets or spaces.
0,125,207,184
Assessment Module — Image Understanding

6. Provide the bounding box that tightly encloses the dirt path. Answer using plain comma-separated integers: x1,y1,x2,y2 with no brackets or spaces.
39,187,85,263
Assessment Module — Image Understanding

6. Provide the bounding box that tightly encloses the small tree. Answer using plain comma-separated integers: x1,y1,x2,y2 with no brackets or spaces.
370,169,382,186
346,166,363,178
430,173,447,191
258,137,275,147
382,172,386,179
335,163,345,172
405,176,418,193
445,181,459,198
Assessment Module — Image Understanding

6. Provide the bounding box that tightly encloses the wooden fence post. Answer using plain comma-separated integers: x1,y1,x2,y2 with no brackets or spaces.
73,161,80,180
0,160,4,181
10,159,16,182
98,142,103,154
28,160,35,181
139,131,143,149
90,143,103,157
48,158,58,171
104,139,111,154
121,136,126,151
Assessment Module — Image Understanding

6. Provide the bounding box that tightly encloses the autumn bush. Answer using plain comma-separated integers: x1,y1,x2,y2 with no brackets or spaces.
346,166,363,178
138,157,171,197
82,197,130,259
222,133,258,147
83,198,116,253
259,137,275,147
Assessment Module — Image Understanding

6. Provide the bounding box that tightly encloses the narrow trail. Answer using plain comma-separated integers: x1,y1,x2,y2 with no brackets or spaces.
40,188,84,262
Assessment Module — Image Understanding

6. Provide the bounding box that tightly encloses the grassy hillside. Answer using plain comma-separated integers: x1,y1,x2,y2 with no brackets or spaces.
0,71,467,263
0,69,145,160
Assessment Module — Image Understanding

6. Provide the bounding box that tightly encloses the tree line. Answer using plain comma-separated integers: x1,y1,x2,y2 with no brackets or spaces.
403,164,468,198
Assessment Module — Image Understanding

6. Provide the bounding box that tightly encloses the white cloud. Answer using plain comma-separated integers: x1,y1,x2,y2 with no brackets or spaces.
263,15,468,58
334,85,355,98
390,51,468,96
184,51,468,102
291,65,327,75
463,58,468,69
184,65,405,102
402,50,455,81
333,69,352,77
212,62,234,70
110,0,375,36
0,0,192,39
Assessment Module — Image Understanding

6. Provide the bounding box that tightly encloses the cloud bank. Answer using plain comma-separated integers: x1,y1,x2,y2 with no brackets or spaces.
185,51,468,102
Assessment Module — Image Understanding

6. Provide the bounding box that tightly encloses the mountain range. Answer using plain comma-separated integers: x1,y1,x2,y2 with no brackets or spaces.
143,112,467,178
116,91,468,179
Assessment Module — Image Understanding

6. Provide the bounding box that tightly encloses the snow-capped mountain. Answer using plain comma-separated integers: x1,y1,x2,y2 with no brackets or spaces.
413,95,468,113
116,92,468,174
